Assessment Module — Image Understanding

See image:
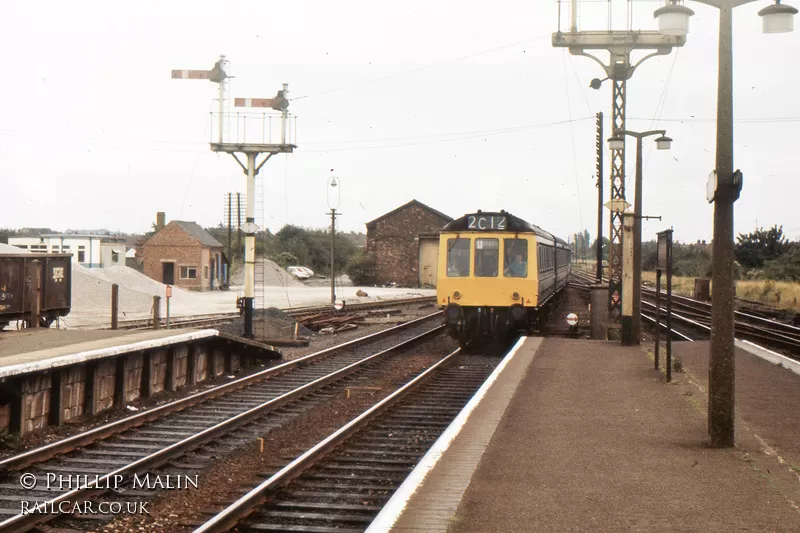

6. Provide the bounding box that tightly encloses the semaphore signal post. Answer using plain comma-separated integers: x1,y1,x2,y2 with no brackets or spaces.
172,57,297,338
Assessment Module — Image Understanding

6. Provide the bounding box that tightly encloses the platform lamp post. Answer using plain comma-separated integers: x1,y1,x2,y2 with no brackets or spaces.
327,176,341,305
653,0,797,447
607,130,672,345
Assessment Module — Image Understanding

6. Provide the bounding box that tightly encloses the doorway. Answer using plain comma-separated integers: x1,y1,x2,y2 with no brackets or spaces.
418,238,440,288
162,262,175,285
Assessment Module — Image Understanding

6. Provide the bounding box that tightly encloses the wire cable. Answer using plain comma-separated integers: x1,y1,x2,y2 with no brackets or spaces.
291,36,549,102
562,50,585,235
301,117,593,153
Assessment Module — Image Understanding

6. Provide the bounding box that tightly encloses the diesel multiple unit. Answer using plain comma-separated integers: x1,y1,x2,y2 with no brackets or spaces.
436,210,571,346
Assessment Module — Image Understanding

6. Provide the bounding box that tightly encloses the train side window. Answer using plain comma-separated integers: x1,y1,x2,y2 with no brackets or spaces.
503,239,527,278
446,238,471,277
474,238,499,277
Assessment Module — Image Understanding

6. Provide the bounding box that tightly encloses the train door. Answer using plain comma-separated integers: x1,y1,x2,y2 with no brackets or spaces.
162,262,175,285
418,238,439,288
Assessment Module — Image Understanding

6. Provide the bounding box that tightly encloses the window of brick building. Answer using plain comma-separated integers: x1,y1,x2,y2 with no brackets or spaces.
180,266,197,279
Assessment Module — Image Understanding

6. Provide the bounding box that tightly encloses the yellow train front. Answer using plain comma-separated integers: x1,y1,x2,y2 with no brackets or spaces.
436,210,571,346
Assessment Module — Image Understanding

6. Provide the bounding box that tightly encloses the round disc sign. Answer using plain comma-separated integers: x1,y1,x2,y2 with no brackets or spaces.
566,313,578,326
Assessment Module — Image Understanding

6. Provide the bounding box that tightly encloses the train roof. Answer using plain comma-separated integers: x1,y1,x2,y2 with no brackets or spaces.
441,210,569,246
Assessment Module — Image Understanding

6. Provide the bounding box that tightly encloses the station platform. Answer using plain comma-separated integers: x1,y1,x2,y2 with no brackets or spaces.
368,337,800,532
0,328,218,378
0,328,280,434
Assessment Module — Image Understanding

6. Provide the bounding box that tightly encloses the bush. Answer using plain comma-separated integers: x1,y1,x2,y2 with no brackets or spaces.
272,252,299,268
762,246,800,282
346,253,377,286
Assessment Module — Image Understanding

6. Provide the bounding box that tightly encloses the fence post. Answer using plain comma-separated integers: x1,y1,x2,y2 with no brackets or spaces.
153,296,161,329
111,284,119,330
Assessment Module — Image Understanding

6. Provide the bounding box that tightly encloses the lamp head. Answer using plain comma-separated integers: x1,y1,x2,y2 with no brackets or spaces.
759,1,798,33
327,176,341,210
607,135,625,151
655,135,673,150
654,1,694,37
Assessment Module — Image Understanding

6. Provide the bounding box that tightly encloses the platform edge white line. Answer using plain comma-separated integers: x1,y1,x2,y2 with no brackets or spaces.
364,335,538,533
735,339,800,377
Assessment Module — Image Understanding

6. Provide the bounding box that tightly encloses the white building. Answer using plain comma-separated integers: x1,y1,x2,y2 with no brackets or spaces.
8,234,126,268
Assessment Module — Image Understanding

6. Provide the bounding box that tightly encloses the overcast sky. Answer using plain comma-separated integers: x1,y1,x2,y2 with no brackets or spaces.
2,0,799,243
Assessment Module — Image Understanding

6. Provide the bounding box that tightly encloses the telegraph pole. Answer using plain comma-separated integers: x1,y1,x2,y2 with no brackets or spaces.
330,209,337,304
328,176,341,306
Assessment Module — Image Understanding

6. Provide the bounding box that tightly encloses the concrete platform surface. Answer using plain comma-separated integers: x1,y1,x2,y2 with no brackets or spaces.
374,337,800,533
0,328,148,358
0,328,214,377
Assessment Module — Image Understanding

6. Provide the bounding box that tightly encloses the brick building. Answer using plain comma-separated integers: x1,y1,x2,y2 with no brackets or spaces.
365,200,452,288
142,220,228,290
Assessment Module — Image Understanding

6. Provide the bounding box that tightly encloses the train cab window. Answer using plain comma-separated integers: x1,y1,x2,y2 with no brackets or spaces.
474,238,499,277
446,238,471,277
503,239,528,278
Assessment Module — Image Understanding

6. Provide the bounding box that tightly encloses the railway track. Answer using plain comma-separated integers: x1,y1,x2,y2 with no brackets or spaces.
102,296,437,331
640,288,800,355
191,350,500,533
570,269,800,356
0,313,444,533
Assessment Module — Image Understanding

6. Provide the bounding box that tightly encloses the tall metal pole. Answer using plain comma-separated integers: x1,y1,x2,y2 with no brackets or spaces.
609,80,627,317
709,4,736,448
237,193,242,252
244,153,257,338
570,0,578,31
330,209,336,305
632,135,644,345
596,112,604,282
280,83,289,145
217,55,226,144
227,193,233,264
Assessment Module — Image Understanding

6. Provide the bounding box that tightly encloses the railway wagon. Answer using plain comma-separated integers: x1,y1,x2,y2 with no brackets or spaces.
0,253,72,329
436,210,571,346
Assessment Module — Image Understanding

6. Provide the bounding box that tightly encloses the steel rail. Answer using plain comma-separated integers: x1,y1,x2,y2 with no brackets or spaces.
193,347,461,533
640,311,696,341
0,312,441,472
642,292,800,352
112,296,437,331
642,287,800,336
0,323,445,533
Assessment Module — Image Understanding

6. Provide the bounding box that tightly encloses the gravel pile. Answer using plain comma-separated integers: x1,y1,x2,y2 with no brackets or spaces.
66,265,224,327
0,243,31,254
69,265,157,322
231,258,305,288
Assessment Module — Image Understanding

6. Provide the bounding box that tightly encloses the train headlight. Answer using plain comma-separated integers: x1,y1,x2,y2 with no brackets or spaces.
512,292,520,301
453,291,461,300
